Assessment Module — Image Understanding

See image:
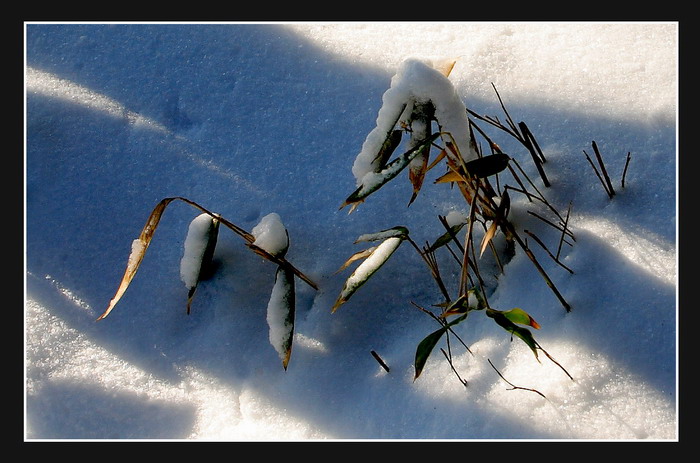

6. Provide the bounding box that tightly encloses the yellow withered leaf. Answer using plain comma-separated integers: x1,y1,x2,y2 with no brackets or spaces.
478,191,511,258
479,220,499,258
426,149,447,172
335,247,378,273
97,197,177,321
408,151,429,206
434,170,465,184
434,59,457,77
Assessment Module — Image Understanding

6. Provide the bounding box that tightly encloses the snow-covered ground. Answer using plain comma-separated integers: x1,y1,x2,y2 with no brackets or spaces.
24,22,678,440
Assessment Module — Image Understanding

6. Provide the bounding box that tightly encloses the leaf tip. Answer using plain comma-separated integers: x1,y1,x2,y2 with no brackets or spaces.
331,298,345,313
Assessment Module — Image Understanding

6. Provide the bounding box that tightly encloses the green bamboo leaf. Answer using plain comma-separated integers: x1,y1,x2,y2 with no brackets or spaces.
502,308,541,329
441,290,479,317
487,309,540,361
414,327,448,381
427,222,466,252
414,313,468,381
375,129,404,169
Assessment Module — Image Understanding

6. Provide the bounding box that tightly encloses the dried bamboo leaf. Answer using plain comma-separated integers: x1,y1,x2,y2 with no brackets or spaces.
408,149,429,206
479,220,499,258
335,247,377,273
426,148,447,172
332,234,406,313
434,170,466,184
97,197,177,321
478,190,510,258
435,59,457,77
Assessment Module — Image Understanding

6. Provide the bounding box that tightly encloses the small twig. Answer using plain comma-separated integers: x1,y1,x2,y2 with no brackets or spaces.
508,160,563,223
505,222,571,312
583,148,613,198
488,359,546,399
526,210,575,243
460,183,480,297
524,229,574,274
591,141,615,197
406,235,452,304
505,164,534,202
518,121,550,187
468,109,520,141
556,202,573,260
491,83,521,137
441,348,468,388
519,121,547,164
410,302,472,354
621,151,632,188
371,350,390,373
444,242,464,267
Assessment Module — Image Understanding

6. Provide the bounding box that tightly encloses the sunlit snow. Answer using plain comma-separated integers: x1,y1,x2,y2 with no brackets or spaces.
25,21,678,441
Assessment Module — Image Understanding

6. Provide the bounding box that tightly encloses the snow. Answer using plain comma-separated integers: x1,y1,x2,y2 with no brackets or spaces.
445,210,468,227
266,267,295,368
251,212,289,257
352,58,474,186
24,21,678,441
180,213,218,289
333,235,404,313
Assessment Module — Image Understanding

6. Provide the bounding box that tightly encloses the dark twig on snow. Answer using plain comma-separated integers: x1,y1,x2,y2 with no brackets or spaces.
371,350,391,373
583,141,616,198
488,359,547,399
621,151,632,189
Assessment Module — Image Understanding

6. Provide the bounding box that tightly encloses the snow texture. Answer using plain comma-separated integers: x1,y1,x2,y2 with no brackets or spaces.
25,22,678,441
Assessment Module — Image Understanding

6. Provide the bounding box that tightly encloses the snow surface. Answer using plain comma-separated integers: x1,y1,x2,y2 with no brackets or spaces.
25,22,678,441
